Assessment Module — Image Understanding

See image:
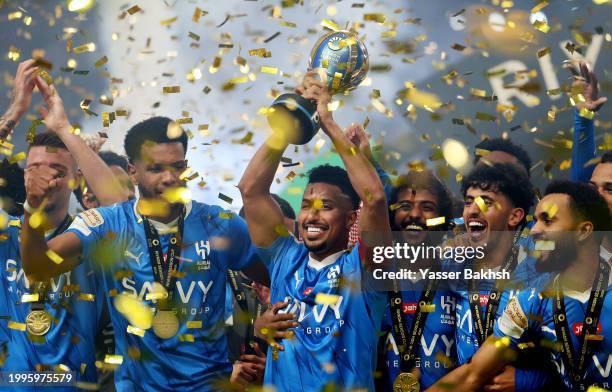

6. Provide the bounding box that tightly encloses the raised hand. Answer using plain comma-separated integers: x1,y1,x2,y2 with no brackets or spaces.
301,79,333,129
24,165,61,209
0,59,39,138
346,122,373,162
34,75,71,135
564,61,607,113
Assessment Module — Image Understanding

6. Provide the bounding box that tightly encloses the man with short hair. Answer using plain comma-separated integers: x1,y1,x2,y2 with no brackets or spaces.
377,169,458,390
238,75,389,390
20,113,261,391
0,61,128,388
426,180,612,392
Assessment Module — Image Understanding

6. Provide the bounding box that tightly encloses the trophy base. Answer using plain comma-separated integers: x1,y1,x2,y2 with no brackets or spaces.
267,93,319,145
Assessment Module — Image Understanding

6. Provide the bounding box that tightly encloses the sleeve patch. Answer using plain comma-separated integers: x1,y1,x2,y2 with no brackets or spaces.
80,209,104,228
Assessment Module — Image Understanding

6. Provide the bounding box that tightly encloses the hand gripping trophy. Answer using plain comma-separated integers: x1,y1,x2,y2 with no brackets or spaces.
267,29,369,145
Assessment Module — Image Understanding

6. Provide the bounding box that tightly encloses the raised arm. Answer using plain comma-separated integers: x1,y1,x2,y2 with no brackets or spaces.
0,59,38,139
21,167,83,280
34,76,130,205
238,135,287,247
302,81,389,269
566,61,606,182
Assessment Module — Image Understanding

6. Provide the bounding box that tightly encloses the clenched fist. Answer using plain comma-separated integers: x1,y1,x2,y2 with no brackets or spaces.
24,165,62,209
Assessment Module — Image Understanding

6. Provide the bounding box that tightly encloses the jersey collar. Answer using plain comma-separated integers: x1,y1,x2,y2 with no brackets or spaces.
308,249,345,271
133,198,193,225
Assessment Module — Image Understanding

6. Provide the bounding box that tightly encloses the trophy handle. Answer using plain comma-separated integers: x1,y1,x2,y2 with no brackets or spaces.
267,93,320,145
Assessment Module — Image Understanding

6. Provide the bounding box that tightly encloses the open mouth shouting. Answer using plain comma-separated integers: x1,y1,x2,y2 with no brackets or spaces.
466,219,488,243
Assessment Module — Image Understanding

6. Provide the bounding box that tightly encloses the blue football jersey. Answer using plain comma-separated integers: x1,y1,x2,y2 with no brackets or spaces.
66,199,256,391
380,287,457,390
495,281,612,391
0,216,104,391
257,235,386,391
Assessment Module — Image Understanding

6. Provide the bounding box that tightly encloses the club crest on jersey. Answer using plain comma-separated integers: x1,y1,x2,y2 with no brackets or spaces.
194,240,211,270
327,265,340,287
439,295,456,325
80,209,104,227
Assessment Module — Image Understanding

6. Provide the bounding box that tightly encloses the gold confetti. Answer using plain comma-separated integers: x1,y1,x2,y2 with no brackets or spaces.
579,108,595,120
320,19,340,31
8,321,26,331
8,151,26,164
46,249,64,265
248,48,271,57
313,139,326,154
21,293,40,303
426,217,446,227
178,334,195,342
260,66,278,75
532,20,550,33
474,196,488,213
163,86,180,94
78,293,95,301
113,293,153,330
94,56,108,68
420,303,436,313
104,355,123,365
315,293,340,305
127,325,145,337
475,112,497,121
209,57,221,74
162,187,191,204
218,193,233,204
160,17,178,26
192,7,204,22
188,32,200,41
470,88,486,97
127,5,141,15
73,43,96,54
186,320,202,329
537,47,551,58
531,1,549,13
363,13,386,23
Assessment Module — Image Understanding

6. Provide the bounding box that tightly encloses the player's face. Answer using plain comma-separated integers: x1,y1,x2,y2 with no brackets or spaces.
393,187,440,245
463,186,523,246
131,142,187,200
298,183,356,258
25,146,76,214
589,162,612,213
530,194,578,272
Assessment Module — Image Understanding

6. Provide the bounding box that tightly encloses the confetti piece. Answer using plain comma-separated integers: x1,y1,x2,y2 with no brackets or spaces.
113,293,153,330
218,193,233,204
73,43,96,54
474,196,488,213
127,325,145,337
315,293,340,305
534,240,555,251
537,47,551,58
94,56,108,68
475,112,497,121
312,199,323,210
127,5,141,15
78,293,95,301
160,17,178,26
188,32,200,41
264,32,281,43
186,320,202,329
179,334,195,342
420,303,436,313
363,13,386,23
451,43,466,51
8,321,26,331
404,89,442,110
426,217,446,227
104,355,123,365
470,88,486,97
163,86,180,94
579,108,595,120
531,1,549,13
8,151,26,164
585,334,604,341
532,20,550,33
249,48,271,57
46,249,64,265
192,7,205,22
21,294,39,303
313,139,326,154
260,66,278,75
320,19,340,31
36,69,53,85
162,187,191,204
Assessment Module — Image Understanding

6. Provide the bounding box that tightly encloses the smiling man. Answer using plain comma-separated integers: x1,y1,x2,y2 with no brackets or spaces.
427,180,612,392
238,76,389,391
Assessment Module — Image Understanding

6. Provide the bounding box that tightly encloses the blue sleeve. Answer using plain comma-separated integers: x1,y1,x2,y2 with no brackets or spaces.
65,208,114,262
515,368,551,392
223,212,259,271
372,160,394,200
255,234,300,269
571,109,596,182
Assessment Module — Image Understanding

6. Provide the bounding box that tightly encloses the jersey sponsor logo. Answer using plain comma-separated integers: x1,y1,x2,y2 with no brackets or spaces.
6,259,73,295
80,209,104,228
594,354,612,378
386,331,455,358
403,302,417,314
278,295,344,323
122,278,213,304
572,321,602,336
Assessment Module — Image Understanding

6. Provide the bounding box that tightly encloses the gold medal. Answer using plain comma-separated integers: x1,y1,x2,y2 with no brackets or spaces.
393,372,420,392
26,310,51,336
152,310,179,339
